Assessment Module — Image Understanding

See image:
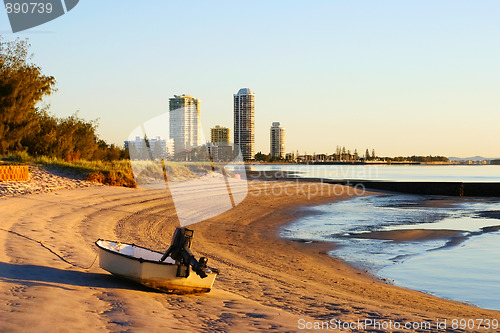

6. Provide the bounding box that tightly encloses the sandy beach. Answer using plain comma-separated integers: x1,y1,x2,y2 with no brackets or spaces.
1,178,499,332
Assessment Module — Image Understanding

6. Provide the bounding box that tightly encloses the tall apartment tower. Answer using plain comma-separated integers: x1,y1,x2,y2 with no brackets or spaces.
169,94,202,154
270,122,285,159
234,88,255,160
210,125,230,144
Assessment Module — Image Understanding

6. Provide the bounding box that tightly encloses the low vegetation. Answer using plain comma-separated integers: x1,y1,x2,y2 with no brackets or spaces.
1,151,135,187
127,160,215,185
1,152,217,188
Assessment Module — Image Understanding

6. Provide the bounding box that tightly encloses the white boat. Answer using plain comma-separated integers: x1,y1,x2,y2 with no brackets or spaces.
95,239,218,293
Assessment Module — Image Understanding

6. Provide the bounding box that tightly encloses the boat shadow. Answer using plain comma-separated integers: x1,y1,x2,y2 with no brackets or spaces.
0,261,159,293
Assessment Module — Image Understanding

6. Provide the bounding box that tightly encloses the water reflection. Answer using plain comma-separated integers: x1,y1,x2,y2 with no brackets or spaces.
281,194,500,310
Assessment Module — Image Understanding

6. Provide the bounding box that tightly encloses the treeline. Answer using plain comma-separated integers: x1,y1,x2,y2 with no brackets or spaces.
0,37,126,161
385,155,449,163
254,152,288,162
22,111,128,161
255,145,449,163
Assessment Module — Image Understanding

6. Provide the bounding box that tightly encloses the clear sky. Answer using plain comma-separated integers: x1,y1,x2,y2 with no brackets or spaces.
1,1,499,157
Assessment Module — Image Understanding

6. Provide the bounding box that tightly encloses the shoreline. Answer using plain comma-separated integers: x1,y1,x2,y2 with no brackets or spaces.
187,181,500,323
279,191,500,311
1,181,499,331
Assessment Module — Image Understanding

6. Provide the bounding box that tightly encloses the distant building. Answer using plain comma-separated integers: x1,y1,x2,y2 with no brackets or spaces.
270,122,285,159
211,125,230,144
165,138,175,158
125,136,174,160
285,152,295,162
169,94,202,154
234,88,255,161
208,126,232,162
207,143,233,162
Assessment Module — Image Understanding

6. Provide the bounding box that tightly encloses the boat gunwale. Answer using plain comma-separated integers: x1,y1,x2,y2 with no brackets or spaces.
95,238,175,266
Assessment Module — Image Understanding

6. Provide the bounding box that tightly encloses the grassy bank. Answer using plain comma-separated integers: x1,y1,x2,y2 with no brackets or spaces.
1,151,136,187
1,152,215,188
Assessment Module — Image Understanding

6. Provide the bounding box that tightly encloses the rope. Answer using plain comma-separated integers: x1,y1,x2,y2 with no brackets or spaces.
0,227,98,270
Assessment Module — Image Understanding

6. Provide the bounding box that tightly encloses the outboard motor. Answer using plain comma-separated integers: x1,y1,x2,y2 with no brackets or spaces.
160,227,208,278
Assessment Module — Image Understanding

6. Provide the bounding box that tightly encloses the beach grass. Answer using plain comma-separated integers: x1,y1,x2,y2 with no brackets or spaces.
0,152,216,188
1,152,136,187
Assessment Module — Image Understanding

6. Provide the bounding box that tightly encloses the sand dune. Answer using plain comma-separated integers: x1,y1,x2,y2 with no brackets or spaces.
1,182,499,332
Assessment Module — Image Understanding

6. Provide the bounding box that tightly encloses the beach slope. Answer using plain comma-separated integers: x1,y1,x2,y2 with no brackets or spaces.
1,182,499,332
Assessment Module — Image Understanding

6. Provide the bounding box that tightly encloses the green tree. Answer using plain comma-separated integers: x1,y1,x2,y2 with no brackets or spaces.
254,151,270,162
0,37,56,153
23,111,99,160
58,113,99,160
22,109,58,156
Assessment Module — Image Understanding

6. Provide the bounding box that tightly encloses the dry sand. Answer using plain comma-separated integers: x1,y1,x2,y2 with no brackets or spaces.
0,165,99,197
1,181,499,332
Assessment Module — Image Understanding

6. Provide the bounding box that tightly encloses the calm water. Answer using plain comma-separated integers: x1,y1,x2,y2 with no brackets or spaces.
251,164,500,182
282,195,500,310
272,165,500,310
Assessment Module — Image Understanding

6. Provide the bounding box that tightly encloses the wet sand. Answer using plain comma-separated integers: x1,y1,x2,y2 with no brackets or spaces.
1,181,499,332
350,229,464,242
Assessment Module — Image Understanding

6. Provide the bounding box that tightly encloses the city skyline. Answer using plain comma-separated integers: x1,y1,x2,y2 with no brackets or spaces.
2,1,499,157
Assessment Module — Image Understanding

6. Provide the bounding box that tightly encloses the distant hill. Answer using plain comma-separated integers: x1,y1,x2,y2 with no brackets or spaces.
448,156,498,161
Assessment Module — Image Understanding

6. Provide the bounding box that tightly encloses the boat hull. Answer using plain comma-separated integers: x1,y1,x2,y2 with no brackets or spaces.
95,240,217,293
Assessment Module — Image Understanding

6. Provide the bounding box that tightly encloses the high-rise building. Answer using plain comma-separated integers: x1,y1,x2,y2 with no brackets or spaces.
169,94,202,154
270,122,285,159
209,125,232,162
234,88,255,160
210,125,230,144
